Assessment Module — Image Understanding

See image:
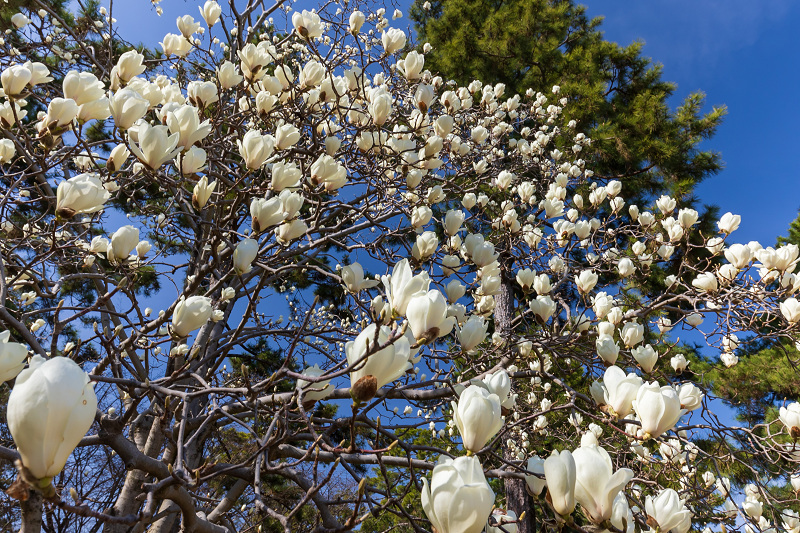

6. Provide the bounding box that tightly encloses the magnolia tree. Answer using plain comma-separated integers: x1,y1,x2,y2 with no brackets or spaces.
1,1,800,533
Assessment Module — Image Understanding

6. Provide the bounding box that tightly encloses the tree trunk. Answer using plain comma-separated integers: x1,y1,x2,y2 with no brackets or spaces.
495,269,536,533
105,413,164,533
20,491,43,533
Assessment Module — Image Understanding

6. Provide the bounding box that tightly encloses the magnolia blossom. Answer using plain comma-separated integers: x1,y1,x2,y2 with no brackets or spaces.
341,263,379,293
634,382,684,439
572,433,634,523
192,177,216,209
481,370,515,409
238,130,275,169
109,88,149,130
645,489,692,533
602,366,642,419
11,13,30,29
457,315,488,353
62,70,111,122
166,105,212,149
8,355,97,482
292,10,323,39
516,269,536,292
349,11,365,34
718,212,741,234
453,385,502,452
596,336,620,365
0,138,15,163
161,33,192,57
381,28,406,54
783,510,800,533
486,510,518,533
721,352,738,368
173,295,213,337
620,321,644,347
412,231,439,261
250,197,283,233
296,364,333,401
670,354,688,372
233,239,258,274
346,324,411,394
275,123,301,150
576,270,598,293
110,225,140,261
1,64,32,97
176,14,201,38
781,298,800,323
618,257,634,277
632,344,658,373
544,450,576,516
444,209,466,236
275,219,308,244
107,143,130,172
421,455,494,533
399,51,425,80
43,97,80,128
114,50,146,84
525,455,546,496
692,272,718,292
56,173,111,218
407,290,456,342
187,80,218,107
129,122,182,170
383,259,430,316
200,1,221,26
779,402,800,436
0,330,28,382
677,383,703,410
217,61,243,89
270,161,302,191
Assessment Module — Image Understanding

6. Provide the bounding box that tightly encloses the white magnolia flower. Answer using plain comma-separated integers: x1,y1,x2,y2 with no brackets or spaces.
634,382,685,439
110,225,140,261
8,356,97,482
292,10,323,40
346,324,411,391
572,433,634,523
406,290,455,342
233,239,258,274
602,366,642,419
779,402,800,436
296,364,333,401
421,455,494,533
0,330,28,382
172,295,213,337
382,259,430,316
544,450,576,516
56,173,111,218
645,489,692,533
452,385,503,452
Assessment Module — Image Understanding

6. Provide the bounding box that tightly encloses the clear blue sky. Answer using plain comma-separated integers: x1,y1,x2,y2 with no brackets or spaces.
110,0,800,247
580,0,800,246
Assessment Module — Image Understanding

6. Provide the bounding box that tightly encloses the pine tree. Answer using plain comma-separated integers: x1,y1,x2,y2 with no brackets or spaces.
411,0,726,203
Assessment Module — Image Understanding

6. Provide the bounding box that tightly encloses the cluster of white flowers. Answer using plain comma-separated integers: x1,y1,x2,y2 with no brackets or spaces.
0,1,797,532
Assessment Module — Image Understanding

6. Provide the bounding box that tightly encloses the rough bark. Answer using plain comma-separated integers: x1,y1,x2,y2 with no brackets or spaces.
20,491,43,533
495,269,536,533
